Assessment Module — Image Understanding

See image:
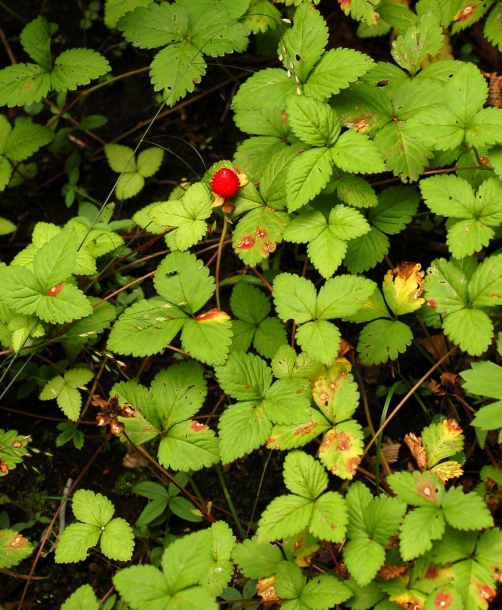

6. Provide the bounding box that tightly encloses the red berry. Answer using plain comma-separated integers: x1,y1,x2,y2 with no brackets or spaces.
211,168,241,198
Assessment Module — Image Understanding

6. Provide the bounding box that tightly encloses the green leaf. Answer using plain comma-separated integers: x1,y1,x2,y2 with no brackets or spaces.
20,16,53,69
344,228,390,274
107,297,187,357
304,48,374,100
318,420,364,479
280,2,328,83
0,157,13,192
33,228,78,290
104,143,135,173
158,420,220,471
286,147,333,212
0,530,34,569
420,174,475,217
295,319,341,365
330,130,385,174
56,422,85,450
202,521,236,596
4,117,53,164
275,561,305,600
149,183,212,251
216,352,272,400
263,378,312,425
286,96,340,147
162,529,213,591
0,64,51,107
461,360,502,400
310,491,348,542
0,265,43,316
257,494,313,542
391,13,444,75
150,360,207,428
339,0,380,26
115,171,144,200
446,62,488,124
336,174,378,208
218,402,272,464
51,48,111,91
181,314,233,366
150,41,207,105
465,107,502,147
485,2,502,50
154,250,215,314
274,274,316,324
72,489,114,526
104,0,152,30
55,522,101,563
344,537,385,587
441,486,494,530
316,274,376,319
60,584,99,610
399,505,445,561
300,573,351,608
267,410,331,451
136,147,164,178
117,2,188,47
101,518,135,561
233,537,284,578
232,68,297,112
36,283,93,325
113,565,171,610
423,258,467,315
442,307,493,356
190,7,248,58
283,451,327,500
468,252,502,307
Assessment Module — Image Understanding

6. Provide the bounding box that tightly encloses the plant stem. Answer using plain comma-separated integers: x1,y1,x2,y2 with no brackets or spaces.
215,464,246,540
215,215,228,310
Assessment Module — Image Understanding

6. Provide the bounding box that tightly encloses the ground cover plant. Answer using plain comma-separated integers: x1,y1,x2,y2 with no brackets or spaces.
1,0,502,608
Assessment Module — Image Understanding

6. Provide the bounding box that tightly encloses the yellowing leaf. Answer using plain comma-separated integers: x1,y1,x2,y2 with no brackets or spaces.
430,461,464,483
382,261,425,316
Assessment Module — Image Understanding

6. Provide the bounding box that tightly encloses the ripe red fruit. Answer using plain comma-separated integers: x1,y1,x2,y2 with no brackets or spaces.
211,168,241,198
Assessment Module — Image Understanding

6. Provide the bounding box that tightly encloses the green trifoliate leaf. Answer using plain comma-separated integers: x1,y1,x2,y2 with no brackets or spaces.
339,0,380,26
441,486,493,530
0,64,51,107
232,68,297,112
286,147,333,212
51,48,110,92
216,352,272,400
136,146,164,178
336,174,378,208
55,523,101,563
304,48,374,100
422,419,465,469
39,368,93,421
117,2,188,47
149,183,212,251
154,250,215,315
2,117,53,164
20,15,53,69
318,420,364,479
150,41,207,105
283,450,328,500
233,537,284,578
150,360,207,427
485,3,502,50
280,2,328,83
399,505,446,561
330,130,385,174
343,286,391,323
201,521,236,596
468,252,502,307
286,96,340,146
273,274,317,324
107,297,187,357
391,13,444,75
442,308,493,356
181,313,233,366
32,229,78,290
158,420,220,471
60,584,99,610
218,402,272,464
344,227,390,274
0,530,34,568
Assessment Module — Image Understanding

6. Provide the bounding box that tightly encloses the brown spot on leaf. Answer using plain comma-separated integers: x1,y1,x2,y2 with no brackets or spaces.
10,534,28,548
256,227,267,238
294,421,317,436
237,235,255,250
47,283,64,297
339,0,352,9
434,591,453,609
195,308,230,322
189,420,208,432
426,567,440,580
454,4,476,22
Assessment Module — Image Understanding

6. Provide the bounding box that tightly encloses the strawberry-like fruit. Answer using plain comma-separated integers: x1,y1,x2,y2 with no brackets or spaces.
211,168,241,198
